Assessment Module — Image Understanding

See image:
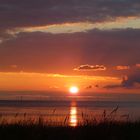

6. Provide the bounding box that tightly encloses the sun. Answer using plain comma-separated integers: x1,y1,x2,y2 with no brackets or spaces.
69,86,79,94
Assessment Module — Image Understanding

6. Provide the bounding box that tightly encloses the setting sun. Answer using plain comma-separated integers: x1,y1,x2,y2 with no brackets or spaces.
69,86,79,94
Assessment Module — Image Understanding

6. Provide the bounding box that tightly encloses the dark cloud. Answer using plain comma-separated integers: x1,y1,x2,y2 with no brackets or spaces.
104,70,140,89
85,85,93,89
0,28,140,74
0,0,140,45
74,64,106,71
104,84,122,89
122,73,140,88
0,0,140,30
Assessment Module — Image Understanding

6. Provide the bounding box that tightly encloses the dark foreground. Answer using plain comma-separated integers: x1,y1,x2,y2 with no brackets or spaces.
0,121,140,140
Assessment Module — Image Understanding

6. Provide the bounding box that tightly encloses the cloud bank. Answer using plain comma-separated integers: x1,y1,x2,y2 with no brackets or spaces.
0,0,140,29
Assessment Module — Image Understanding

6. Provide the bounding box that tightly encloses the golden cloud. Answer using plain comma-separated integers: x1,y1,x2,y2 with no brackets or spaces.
136,64,140,68
116,65,130,70
74,64,106,71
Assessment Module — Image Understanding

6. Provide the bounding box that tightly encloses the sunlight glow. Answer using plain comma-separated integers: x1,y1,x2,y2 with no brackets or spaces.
69,86,79,94
69,107,77,127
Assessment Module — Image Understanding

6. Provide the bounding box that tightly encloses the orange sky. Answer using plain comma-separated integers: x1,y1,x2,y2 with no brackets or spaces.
0,71,119,90
0,0,140,94
0,71,138,94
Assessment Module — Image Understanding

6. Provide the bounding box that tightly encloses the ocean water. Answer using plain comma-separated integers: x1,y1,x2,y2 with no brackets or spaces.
0,91,140,126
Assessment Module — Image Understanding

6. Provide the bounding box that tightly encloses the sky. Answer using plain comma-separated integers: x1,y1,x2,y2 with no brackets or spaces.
0,0,140,93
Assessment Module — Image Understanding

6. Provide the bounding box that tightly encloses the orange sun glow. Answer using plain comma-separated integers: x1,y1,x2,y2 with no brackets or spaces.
69,86,79,94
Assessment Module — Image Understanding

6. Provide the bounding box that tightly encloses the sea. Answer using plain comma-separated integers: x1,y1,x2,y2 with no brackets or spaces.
0,91,140,126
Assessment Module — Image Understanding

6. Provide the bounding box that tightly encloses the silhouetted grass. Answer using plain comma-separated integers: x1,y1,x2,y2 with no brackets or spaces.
0,107,140,140
0,118,140,140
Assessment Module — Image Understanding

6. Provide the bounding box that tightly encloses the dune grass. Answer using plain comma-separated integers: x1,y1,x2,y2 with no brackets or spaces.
0,107,140,140
0,115,140,140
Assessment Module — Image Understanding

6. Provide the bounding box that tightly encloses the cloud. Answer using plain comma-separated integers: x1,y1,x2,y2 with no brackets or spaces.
10,65,17,68
74,64,106,71
121,74,140,88
104,72,140,89
136,64,140,68
116,65,130,70
85,85,92,89
104,84,122,89
5,18,140,35
0,0,140,30
0,28,140,74
0,0,140,45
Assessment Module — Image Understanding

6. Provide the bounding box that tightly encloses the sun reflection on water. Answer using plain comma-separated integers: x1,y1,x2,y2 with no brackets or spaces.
69,102,77,127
